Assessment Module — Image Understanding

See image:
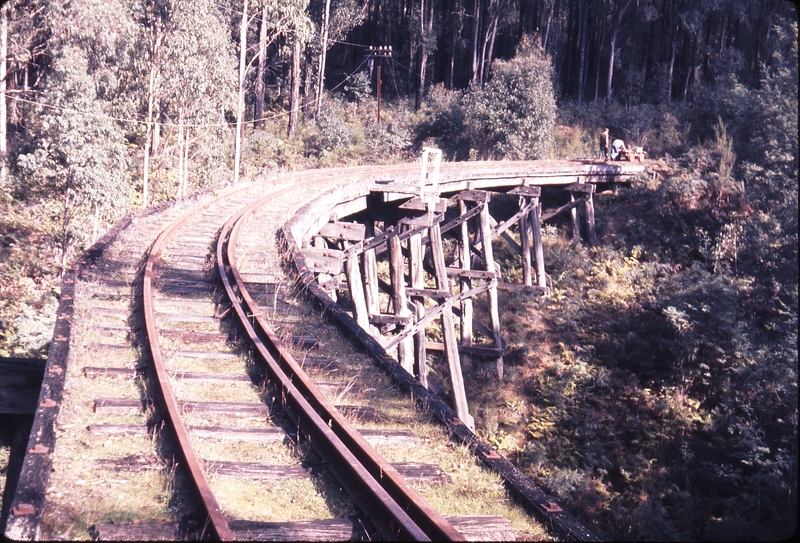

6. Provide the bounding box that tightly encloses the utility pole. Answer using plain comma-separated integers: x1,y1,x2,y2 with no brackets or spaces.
368,46,392,124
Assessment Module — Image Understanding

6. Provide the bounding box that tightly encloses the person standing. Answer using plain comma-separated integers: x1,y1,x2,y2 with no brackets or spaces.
600,128,610,160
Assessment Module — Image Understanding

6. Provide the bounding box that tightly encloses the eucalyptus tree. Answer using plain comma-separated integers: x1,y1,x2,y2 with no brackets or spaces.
14,0,138,272
1,7,8,189
308,0,364,116
465,35,556,160
139,0,236,203
0,0,48,189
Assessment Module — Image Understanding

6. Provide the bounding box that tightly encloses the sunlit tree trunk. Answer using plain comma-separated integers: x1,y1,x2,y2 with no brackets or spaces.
234,0,248,184
303,49,312,119
577,3,587,102
183,126,190,196
471,0,481,84
142,35,159,209
255,4,267,129
484,4,499,85
315,0,331,117
667,27,676,104
594,12,605,101
416,0,426,110
92,203,99,245
177,109,184,198
0,10,7,190
288,32,301,137
607,26,617,99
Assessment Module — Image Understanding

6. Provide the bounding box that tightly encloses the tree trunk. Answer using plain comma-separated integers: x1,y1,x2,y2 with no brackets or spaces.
315,0,331,117
607,28,617,100
577,3,588,102
471,0,481,84
0,10,8,190
60,187,72,280
142,32,160,209
484,5,500,85
234,0,248,184
303,49,312,120
543,3,553,50
255,4,267,129
594,12,606,101
288,33,301,138
152,110,162,155
416,0,433,110
683,32,700,101
183,126,190,197
177,110,184,198
667,25,676,104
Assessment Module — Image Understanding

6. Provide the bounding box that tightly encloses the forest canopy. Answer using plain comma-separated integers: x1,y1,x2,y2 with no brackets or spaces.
0,0,796,540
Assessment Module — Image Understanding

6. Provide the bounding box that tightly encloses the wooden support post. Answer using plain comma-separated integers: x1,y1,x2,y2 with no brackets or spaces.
585,191,598,246
458,199,474,378
565,182,597,246
314,236,336,302
570,193,581,240
478,202,504,381
362,222,380,335
430,219,474,431
408,229,428,388
388,231,413,373
530,198,547,290
520,210,532,286
344,248,369,331
507,186,542,290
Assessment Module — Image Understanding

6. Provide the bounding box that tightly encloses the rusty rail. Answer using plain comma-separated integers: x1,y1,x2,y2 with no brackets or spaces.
216,196,464,541
140,182,272,540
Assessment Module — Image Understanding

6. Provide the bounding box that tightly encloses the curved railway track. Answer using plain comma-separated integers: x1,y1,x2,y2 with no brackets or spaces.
5,160,644,541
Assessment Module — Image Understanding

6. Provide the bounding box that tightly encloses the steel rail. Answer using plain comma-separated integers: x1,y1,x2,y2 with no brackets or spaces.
141,182,269,540
137,164,427,541
216,195,464,541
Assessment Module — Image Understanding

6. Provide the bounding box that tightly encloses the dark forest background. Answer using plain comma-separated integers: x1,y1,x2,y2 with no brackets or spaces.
0,1,797,540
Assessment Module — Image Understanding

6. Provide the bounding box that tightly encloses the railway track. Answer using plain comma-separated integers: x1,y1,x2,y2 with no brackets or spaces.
5,160,643,541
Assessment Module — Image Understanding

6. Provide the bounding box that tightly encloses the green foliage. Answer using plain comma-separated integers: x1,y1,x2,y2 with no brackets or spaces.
394,35,557,160
550,124,593,160
0,200,61,357
412,84,470,160
464,36,556,160
555,101,691,160
14,0,136,260
341,70,372,103
304,101,364,165
145,0,237,198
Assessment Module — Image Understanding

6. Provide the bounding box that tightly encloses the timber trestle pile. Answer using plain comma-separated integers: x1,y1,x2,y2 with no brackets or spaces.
4,158,643,541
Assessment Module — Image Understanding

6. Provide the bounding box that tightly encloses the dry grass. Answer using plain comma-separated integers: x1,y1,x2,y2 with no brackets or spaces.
0,443,10,509
243,292,552,536
209,475,354,522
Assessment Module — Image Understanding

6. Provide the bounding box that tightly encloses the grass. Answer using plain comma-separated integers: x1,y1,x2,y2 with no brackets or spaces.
209,474,355,522
41,435,172,539
229,189,556,539
0,443,9,512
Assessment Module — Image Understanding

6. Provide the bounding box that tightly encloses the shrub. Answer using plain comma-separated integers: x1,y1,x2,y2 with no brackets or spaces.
413,84,471,160
464,35,556,160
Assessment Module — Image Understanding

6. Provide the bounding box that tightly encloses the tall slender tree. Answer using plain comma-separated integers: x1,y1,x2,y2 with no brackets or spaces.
16,0,137,269
1,8,8,190
234,0,249,184
144,0,236,200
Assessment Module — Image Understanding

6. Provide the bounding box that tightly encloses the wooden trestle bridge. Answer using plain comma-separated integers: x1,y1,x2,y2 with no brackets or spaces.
2,156,644,541
287,151,642,431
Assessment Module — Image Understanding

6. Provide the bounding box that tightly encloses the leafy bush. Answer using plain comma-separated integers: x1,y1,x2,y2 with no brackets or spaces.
463,36,556,160
412,84,471,160
550,124,594,159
